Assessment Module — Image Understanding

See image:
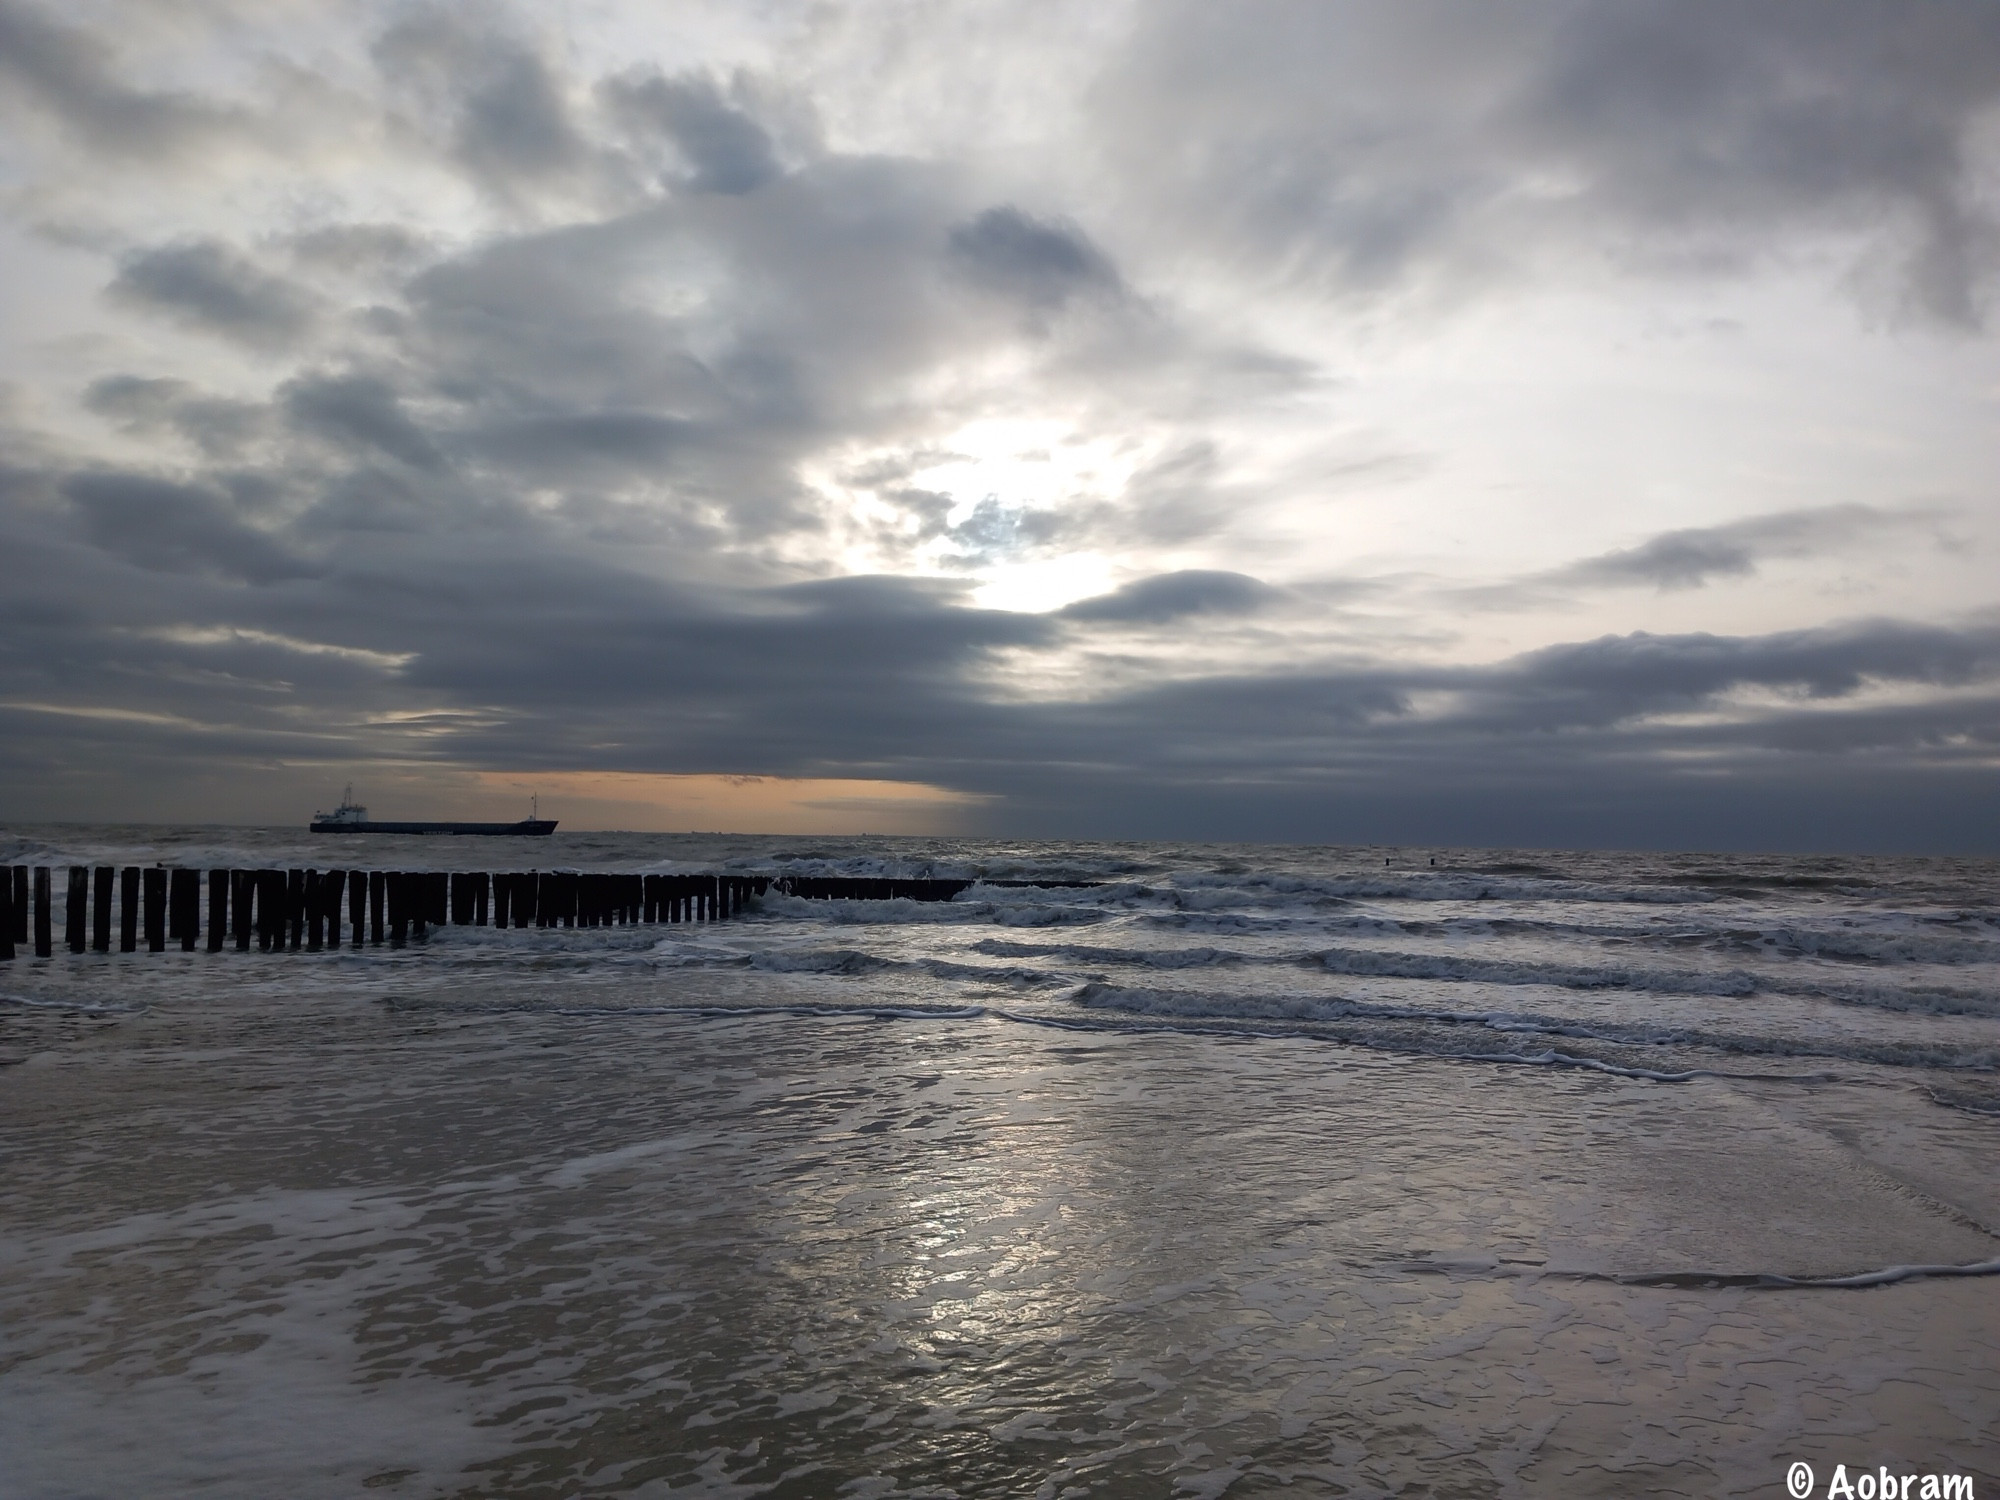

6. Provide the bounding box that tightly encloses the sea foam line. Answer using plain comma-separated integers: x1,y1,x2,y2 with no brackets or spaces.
1392,1254,2000,1292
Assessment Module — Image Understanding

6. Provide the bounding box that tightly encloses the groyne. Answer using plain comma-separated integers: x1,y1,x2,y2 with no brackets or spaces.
0,868,1093,958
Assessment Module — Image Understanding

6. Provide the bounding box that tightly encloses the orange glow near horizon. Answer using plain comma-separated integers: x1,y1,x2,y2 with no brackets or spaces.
464,770,989,835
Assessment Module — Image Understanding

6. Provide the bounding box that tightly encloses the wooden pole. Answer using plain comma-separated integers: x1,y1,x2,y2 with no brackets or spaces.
350,870,366,946
208,869,227,952
233,870,252,950
40,868,57,957
326,869,346,947
11,866,27,945
144,867,166,952
305,870,323,951
98,868,118,952
369,871,385,944
0,868,12,960
178,868,199,951
285,870,304,951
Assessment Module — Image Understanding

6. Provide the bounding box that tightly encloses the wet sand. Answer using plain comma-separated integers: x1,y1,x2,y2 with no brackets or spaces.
3,982,1996,1498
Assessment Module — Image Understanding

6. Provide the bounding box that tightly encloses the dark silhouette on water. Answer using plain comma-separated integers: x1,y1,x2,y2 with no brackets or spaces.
309,786,557,837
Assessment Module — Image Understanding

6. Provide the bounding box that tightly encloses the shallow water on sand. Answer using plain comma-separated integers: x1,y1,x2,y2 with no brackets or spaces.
2,829,1996,1496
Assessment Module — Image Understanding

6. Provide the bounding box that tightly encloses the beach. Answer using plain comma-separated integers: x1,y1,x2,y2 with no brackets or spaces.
3,829,1996,1497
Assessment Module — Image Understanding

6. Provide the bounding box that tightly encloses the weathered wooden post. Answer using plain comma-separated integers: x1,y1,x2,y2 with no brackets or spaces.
0,870,12,960
305,871,324,951
255,871,275,951
99,868,120,952
329,870,348,946
266,870,286,952
208,869,227,952
11,866,27,945
233,870,252,950
67,868,89,953
174,868,197,952
328,869,344,946
40,868,57,957
284,870,303,950
169,868,192,950
116,866,137,950
144,867,166,952
474,872,489,926
349,870,366,946
368,871,385,944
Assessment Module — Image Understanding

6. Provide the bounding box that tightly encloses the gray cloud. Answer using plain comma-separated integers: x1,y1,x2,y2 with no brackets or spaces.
1061,570,1285,625
108,241,317,347
0,0,242,157
83,375,267,457
282,374,443,471
2,1,1996,849
948,207,1121,311
60,470,315,583
1097,0,2000,323
1545,505,1944,591
372,10,591,191
604,72,782,195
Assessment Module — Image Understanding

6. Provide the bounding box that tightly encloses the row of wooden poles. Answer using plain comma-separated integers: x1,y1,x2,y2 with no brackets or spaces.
0,867,779,958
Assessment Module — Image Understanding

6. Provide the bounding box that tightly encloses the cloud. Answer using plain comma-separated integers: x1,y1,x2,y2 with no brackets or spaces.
947,206,1121,310
108,241,317,348
0,0,242,158
372,10,591,192
83,375,267,456
61,470,315,584
1094,0,2000,322
282,373,443,471
1543,505,1945,591
1,1,1996,848
603,72,783,195
1060,570,1284,624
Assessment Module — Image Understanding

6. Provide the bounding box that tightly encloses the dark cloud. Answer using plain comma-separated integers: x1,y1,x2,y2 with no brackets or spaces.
1061,570,1284,624
948,207,1121,310
1098,0,2000,322
372,10,590,192
1516,0,2000,324
1545,505,1941,591
60,470,316,583
604,73,782,195
83,375,267,456
282,374,443,471
108,242,316,347
2,1,1996,849
0,0,241,157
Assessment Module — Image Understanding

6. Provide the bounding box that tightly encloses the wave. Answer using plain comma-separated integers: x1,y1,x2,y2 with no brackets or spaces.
754,892,1110,928
1314,944,2000,1016
966,936,2000,1016
1392,1252,2000,1290
1067,981,2000,1072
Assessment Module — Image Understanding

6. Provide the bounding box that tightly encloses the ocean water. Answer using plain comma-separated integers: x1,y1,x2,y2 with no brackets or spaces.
3,827,1997,1498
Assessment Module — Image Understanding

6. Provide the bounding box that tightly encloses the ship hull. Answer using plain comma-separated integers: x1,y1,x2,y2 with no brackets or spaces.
309,819,558,836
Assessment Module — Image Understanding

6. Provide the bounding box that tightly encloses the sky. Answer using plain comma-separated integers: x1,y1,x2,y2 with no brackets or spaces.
1,0,1997,850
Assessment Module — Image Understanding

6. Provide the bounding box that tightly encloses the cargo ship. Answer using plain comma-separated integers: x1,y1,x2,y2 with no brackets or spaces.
310,787,557,836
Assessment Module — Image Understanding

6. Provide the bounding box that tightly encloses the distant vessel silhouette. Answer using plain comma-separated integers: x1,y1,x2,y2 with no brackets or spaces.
310,786,557,836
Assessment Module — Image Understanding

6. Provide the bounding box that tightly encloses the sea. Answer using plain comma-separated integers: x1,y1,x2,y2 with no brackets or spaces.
2,826,1996,1498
